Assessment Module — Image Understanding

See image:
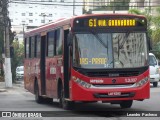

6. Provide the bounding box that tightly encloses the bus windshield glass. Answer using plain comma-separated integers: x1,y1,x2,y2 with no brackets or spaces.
73,32,148,69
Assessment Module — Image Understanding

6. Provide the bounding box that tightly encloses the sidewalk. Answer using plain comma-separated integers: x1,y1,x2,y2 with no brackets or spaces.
0,82,7,92
0,81,24,92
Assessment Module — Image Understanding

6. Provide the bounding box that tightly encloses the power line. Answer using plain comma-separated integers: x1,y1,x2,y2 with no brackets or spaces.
9,0,160,4
8,0,160,7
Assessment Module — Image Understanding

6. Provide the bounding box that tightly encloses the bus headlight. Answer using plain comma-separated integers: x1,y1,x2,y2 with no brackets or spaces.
134,77,148,87
73,77,91,88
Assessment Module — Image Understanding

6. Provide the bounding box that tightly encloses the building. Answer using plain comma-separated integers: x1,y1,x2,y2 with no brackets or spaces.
83,0,130,14
8,0,83,43
130,0,160,15
83,0,110,13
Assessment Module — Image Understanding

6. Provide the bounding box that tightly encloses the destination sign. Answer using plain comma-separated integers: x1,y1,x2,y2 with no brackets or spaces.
74,17,147,29
88,19,136,27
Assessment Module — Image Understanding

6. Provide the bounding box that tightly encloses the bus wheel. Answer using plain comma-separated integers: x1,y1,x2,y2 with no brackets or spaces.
120,100,133,109
35,82,44,103
153,82,158,87
44,98,53,104
60,88,74,110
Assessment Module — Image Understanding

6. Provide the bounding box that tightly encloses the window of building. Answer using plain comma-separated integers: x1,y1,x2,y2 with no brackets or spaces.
47,31,55,57
56,29,62,55
48,14,52,17
29,13,33,16
41,20,45,23
29,20,33,23
22,13,25,16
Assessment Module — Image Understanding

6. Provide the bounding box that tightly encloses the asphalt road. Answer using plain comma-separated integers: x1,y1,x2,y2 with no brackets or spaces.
0,82,160,120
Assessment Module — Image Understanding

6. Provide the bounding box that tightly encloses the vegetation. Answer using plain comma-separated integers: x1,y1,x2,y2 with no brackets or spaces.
0,25,4,81
11,40,24,82
93,0,130,11
129,7,160,59
0,24,24,82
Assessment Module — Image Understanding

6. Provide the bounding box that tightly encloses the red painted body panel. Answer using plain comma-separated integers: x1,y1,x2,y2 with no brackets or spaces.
69,68,150,101
45,56,63,98
24,58,40,94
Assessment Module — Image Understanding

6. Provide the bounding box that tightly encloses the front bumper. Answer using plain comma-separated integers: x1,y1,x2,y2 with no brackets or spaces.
150,74,159,82
70,81,150,101
16,76,24,79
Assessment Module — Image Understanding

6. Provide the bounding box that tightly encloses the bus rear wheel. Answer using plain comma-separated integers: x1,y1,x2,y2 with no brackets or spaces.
35,82,44,103
59,88,74,110
120,100,133,109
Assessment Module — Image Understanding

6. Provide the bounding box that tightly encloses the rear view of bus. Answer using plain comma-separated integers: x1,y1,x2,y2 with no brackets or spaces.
69,14,150,109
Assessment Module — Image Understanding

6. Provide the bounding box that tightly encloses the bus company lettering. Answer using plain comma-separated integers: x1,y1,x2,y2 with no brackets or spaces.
125,78,137,83
90,79,104,83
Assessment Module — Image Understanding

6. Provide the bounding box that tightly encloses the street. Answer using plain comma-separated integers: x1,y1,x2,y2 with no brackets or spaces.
0,82,160,120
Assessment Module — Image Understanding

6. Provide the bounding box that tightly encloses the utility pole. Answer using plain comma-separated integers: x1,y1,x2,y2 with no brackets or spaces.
3,0,12,88
22,22,27,38
113,0,115,13
73,0,75,15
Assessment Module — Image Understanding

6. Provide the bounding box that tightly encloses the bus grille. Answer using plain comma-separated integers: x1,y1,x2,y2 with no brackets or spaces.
83,71,140,77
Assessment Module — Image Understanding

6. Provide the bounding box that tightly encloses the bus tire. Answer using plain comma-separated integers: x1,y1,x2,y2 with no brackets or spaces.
59,87,74,110
153,82,158,87
35,82,44,104
120,100,133,109
44,98,53,104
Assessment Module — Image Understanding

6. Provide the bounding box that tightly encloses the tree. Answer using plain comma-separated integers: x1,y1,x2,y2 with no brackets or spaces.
11,40,24,82
129,7,160,59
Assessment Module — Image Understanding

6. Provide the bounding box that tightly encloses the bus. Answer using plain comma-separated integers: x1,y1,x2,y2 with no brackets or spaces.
24,14,150,110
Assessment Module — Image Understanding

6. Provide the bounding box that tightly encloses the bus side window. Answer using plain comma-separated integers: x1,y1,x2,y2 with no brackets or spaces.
56,28,62,55
36,35,41,58
29,37,31,58
25,37,30,58
47,31,55,57
31,36,35,58
34,36,37,58
24,38,27,58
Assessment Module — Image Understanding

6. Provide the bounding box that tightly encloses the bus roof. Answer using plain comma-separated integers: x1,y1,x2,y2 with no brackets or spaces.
24,13,146,37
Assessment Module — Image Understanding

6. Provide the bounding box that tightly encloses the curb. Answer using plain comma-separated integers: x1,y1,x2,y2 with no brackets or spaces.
0,89,7,92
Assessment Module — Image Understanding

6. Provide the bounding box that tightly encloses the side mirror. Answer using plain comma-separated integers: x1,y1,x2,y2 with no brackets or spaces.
67,33,73,46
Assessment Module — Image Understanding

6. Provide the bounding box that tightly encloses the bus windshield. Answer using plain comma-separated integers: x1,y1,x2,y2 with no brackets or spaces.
73,32,148,69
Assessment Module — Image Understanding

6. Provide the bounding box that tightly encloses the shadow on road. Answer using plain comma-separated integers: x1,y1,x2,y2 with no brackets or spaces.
42,101,143,117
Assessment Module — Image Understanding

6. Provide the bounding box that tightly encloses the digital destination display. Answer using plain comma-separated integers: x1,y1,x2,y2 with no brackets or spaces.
88,19,136,27
74,16,147,29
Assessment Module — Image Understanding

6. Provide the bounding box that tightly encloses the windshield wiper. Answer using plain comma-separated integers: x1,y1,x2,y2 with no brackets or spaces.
89,30,108,48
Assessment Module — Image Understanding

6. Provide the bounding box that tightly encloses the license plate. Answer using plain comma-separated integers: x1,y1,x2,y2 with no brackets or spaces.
108,92,121,96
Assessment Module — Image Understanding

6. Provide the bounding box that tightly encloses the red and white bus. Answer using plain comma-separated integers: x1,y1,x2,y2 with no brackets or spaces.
24,14,150,110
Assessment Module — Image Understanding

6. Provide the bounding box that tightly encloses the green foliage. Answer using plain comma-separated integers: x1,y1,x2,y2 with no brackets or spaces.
0,27,4,77
92,0,130,11
129,7,160,59
11,40,24,82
